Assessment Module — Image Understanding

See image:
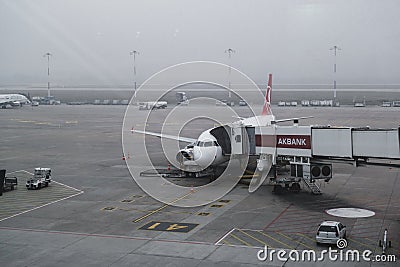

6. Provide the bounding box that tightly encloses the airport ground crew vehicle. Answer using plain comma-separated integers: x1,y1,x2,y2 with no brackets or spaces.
26,168,52,190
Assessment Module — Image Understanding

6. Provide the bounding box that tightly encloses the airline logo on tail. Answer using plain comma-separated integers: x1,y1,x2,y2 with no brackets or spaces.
261,73,272,116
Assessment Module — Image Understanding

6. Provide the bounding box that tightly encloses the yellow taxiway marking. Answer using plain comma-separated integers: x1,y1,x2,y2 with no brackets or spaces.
276,231,314,250
296,233,316,243
139,221,197,232
166,223,188,231
237,229,270,248
133,191,194,223
117,207,149,213
133,204,169,223
222,239,232,246
147,222,161,229
258,230,295,250
230,233,252,247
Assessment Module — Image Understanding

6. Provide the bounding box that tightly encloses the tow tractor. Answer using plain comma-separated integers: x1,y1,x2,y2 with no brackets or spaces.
26,168,52,190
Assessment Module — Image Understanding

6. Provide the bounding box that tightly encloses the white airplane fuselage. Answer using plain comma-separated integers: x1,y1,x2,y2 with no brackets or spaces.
177,115,275,170
0,94,30,108
178,130,225,169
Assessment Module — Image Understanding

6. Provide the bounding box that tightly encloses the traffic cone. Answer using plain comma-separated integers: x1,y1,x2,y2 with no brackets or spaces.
122,154,126,160
167,164,171,171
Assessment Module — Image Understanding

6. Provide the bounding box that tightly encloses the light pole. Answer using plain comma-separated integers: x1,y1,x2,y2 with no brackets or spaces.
130,50,139,98
43,52,52,98
225,48,235,99
330,46,341,104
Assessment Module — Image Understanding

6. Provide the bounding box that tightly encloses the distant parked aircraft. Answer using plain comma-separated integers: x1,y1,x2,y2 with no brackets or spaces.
0,94,31,109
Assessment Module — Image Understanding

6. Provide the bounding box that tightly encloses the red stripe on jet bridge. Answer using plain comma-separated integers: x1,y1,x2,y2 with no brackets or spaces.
255,135,311,149
255,135,276,147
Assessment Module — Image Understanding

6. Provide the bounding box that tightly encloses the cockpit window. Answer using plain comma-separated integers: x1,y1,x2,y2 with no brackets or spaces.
204,141,213,147
195,140,219,147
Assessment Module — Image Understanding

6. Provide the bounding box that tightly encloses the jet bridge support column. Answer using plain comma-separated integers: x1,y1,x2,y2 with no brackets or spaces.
0,170,5,196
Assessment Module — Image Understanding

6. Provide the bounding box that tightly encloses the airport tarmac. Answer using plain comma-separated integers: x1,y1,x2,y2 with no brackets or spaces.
0,104,399,266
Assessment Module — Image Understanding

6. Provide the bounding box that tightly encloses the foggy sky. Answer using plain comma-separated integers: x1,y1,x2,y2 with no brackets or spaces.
1,0,400,86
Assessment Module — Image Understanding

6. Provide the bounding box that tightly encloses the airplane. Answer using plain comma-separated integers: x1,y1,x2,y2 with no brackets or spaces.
132,74,311,178
138,101,168,110
0,94,31,109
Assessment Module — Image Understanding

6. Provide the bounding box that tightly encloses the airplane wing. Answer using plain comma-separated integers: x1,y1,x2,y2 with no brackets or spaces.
272,116,314,124
131,129,197,143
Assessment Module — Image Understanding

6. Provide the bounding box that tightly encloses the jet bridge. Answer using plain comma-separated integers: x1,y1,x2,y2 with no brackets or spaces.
211,124,400,162
312,126,400,161
223,123,400,194
254,125,400,162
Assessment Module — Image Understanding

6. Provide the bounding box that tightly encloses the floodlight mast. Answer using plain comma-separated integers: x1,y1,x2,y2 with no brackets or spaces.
330,45,341,102
43,52,52,98
130,50,139,98
225,48,235,99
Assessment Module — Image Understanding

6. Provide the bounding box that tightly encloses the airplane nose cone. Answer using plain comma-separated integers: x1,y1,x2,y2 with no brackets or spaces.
177,146,218,170
193,146,216,169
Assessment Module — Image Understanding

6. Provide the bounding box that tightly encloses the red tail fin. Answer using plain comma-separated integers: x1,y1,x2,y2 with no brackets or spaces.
261,73,272,116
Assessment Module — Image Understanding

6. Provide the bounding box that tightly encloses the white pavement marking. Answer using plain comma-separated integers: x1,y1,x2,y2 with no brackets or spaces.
0,190,84,222
7,169,34,175
214,228,236,245
0,179,84,222
326,208,375,218
52,180,83,191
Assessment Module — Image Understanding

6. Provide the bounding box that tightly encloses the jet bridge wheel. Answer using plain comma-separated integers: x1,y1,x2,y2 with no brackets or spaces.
273,185,284,194
290,182,301,193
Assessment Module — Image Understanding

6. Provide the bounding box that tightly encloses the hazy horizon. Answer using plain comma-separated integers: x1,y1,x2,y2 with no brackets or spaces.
1,0,400,86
